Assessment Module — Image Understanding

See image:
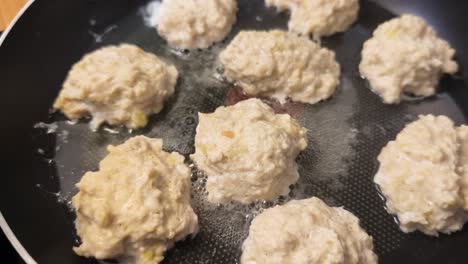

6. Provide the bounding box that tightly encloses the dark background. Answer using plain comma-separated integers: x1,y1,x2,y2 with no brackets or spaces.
1,229,23,263
1,27,24,264
0,29,23,264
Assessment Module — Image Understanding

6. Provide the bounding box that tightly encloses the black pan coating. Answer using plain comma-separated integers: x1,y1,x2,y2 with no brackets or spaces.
1,0,468,263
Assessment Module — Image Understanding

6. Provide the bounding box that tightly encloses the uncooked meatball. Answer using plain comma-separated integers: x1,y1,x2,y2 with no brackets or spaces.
219,30,340,104
360,15,458,104
157,0,237,49
375,115,468,235
241,197,377,264
72,136,198,264
54,44,178,130
265,0,359,37
191,98,307,204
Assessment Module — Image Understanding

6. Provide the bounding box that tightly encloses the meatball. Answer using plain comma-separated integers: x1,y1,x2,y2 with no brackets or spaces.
241,197,377,264
54,44,178,129
265,0,359,37
72,136,198,263
360,15,458,104
375,115,468,235
157,0,237,49
191,98,307,204
220,30,340,104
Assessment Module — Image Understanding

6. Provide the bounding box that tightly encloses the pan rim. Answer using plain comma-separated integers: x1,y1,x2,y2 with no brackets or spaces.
0,212,36,264
0,1,38,263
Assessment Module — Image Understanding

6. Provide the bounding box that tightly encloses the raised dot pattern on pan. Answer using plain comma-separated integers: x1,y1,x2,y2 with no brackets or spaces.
39,0,465,263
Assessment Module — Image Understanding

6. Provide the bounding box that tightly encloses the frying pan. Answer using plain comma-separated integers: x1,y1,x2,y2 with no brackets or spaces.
1,0,468,263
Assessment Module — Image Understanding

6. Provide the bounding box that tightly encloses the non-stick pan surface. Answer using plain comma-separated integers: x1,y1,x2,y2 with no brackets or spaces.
1,0,468,263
